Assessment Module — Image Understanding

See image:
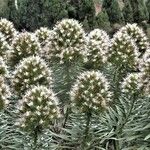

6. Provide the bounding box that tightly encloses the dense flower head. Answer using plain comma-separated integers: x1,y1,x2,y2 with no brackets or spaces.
16,85,60,131
12,56,53,96
0,18,17,43
139,50,150,96
0,32,11,58
35,27,52,47
121,73,142,94
70,71,112,112
86,29,110,68
0,76,10,110
0,57,8,77
9,32,41,66
120,23,149,54
45,19,87,64
110,31,139,69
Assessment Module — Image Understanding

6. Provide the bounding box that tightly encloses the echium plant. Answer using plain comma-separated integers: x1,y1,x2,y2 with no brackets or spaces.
0,18,17,44
16,85,60,149
12,56,52,97
119,23,149,55
110,31,139,70
45,19,87,64
35,27,52,47
70,70,112,149
44,19,87,105
86,29,110,69
0,32,11,59
0,76,10,110
9,32,41,66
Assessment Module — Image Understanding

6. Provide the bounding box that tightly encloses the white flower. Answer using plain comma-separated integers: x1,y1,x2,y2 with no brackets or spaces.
86,29,110,68
35,27,52,47
17,85,60,131
70,71,112,112
10,32,41,66
119,23,149,54
110,31,139,69
0,76,11,110
0,18,17,43
44,19,87,63
121,73,142,94
12,56,53,96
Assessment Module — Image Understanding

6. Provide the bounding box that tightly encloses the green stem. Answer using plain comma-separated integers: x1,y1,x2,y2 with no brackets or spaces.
32,128,38,150
63,107,70,128
81,111,92,149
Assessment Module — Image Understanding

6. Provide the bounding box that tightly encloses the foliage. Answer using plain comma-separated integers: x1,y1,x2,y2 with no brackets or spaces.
122,0,134,23
94,9,111,32
0,18,149,150
68,0,95,30
130,0,149,23
102,0,124,24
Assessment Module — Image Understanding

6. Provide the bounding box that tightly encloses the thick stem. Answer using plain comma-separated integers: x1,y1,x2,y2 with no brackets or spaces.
81,111,92,149
32,127,38,150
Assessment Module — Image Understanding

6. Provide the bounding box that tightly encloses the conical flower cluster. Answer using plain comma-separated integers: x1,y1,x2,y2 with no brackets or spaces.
0,32,11,58
139,50,150,96
121,73,142,94
120,23,149,54
12,56,52,96
10,32,41,66
110,31,139,69
86,29,110,68
0,57,8,77
45,19,87,63
70,71,112,112
0,18,17,43
17,85,60,131
35,27,52,47
0,76,10,110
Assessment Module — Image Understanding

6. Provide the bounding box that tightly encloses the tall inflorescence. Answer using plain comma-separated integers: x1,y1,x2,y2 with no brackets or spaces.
0,18,17,44
110,31,139,70
0,76,10,110
0,32,11,59
121,73,142,95
139,49,150,96
35,27,52,47
86,29,110,69
120,23,149,55
12,56,52,96
0,57,8,77
70,71,112,113
45,19,87,64
16,85,60,131
9,32,41,66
